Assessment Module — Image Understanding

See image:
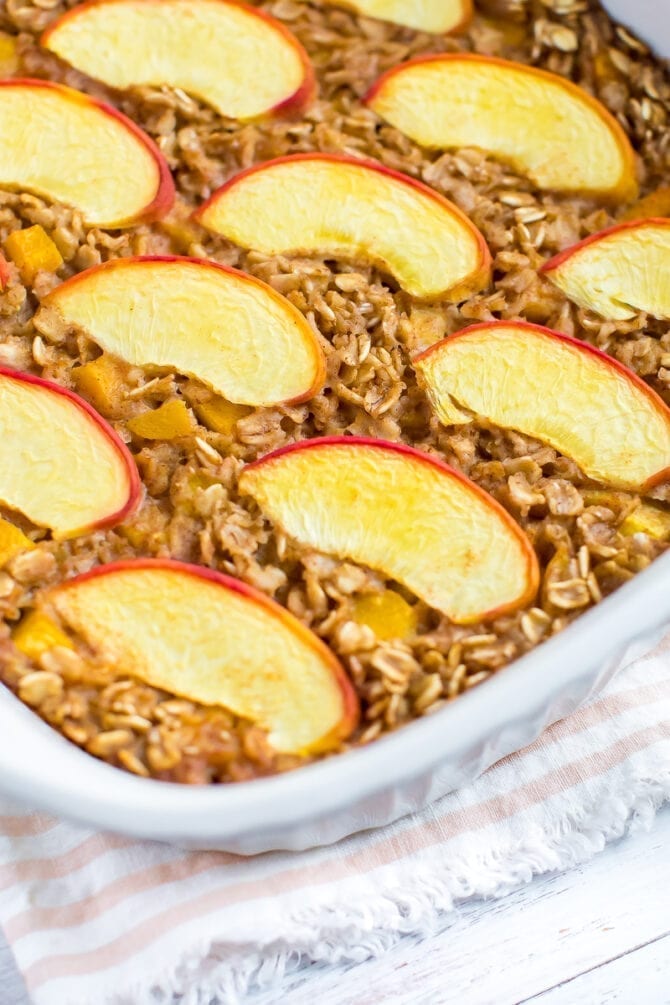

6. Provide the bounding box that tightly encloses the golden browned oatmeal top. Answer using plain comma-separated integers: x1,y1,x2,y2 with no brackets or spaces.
0,0,669,784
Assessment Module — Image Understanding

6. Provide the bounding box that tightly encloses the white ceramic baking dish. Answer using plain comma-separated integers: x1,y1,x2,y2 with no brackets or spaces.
0,1,667,854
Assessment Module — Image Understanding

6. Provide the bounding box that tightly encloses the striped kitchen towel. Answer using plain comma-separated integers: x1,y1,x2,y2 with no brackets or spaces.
1,637,669,1005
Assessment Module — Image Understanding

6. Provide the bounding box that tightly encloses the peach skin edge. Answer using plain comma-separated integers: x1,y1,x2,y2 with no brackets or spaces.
193,152,492,301
540,216,670,276
0,77,174,226
44,254,327,405
240,434,541,621
48,556,360,751
414,319,670,493
363,52,638,203
0,364,141,535
40,0,316,120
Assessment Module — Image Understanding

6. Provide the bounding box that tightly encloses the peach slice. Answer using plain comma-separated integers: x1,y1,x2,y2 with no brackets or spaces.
42,256,325,407
13,610,75,662
195,396,251,435
0,367,139,539
0,518,34,567
195,154,491,301
365,55,637,200
320,0,472,33
73,354,127,419
414,321,670,491
352,590,418,641
0,79,173,227
5,225,63,285
239,437,538,624
0,33,19,76
541,219,670,321
620,503,670,540
127,399,195,440
42,559,358,754
620,187,670,223
42,0,314,121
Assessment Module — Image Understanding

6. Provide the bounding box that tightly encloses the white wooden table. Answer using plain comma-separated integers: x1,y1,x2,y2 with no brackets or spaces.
3,807,669,1004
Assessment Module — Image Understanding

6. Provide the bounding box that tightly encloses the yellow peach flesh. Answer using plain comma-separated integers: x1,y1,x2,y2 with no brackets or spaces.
0,374,134,538
43,0,308,120
73,355,127,418
0,518,34,566
127,399,195,440
352,590,418,640
415,324,670,490
240,441,536,624
49,565,353,754
5,225,63,284
13,611,74,661
620,503,670,539
322,0,470,33
197,157,490,301
0,83,164,227
0,34,19,75
45,259,325,407
544,222,670,321
195,397,252,435
620,188,670,222
367,57,636,199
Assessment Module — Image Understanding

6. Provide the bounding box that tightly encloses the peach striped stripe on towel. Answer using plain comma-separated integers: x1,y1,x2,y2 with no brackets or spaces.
1,639,670,1005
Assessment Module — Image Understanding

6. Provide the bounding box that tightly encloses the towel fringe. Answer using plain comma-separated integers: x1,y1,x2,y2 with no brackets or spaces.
99,773,670,1005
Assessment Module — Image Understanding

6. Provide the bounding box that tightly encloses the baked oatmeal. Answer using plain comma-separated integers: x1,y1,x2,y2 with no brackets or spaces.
0,0,669,783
